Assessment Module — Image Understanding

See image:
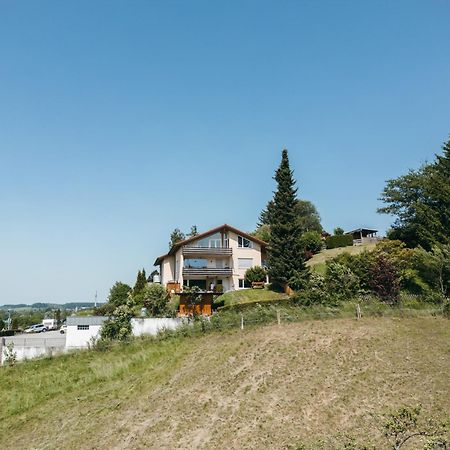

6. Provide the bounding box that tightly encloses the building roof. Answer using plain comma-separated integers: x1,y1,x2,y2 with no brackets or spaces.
345,228,378,235
154,223,267,266
66,316,108,326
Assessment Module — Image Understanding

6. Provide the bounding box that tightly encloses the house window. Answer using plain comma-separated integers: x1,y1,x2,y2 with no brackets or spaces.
238,279,251,288
184,258,208,268
77,325,89,330
238,258,253,269
238,235,252,248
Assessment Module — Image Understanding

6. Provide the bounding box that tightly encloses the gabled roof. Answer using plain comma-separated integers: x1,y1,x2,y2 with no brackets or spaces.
154,224,267,266
345,227,378,235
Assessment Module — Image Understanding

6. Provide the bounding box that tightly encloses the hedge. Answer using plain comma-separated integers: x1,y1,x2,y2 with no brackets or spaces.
325,234,353,249
0,330,15,337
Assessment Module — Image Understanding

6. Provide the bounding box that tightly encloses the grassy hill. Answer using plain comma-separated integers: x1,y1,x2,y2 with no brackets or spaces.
306,242,378,274
1,315,449,449
216,287,287,307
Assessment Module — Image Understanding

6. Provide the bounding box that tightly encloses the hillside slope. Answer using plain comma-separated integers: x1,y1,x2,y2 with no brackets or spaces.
1,317,449,449
306,242,377,274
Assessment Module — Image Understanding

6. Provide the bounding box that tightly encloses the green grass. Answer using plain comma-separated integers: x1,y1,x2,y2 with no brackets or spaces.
1,311,448,449
306,242,377,270
216,287,287,306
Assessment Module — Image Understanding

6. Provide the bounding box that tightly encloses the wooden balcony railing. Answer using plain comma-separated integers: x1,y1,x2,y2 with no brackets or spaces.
182,246,232,257
182,267,233,277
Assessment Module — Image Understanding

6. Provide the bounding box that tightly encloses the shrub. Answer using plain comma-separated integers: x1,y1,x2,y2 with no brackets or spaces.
369,255,400,303
325,262,360,300
100,304,133,341
293,272,331,306
325,234,353,249
245,266,267,284
142,283,169,317
3,342,17,366
299,231,323,254
443,299,450,319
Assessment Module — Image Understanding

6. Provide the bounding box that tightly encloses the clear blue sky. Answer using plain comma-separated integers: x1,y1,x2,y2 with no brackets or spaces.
1,1,449,304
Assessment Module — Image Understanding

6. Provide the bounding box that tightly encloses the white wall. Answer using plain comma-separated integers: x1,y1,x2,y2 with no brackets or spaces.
228,231,263,289
65,324,103,349
132,318,183,336
1,336,66,364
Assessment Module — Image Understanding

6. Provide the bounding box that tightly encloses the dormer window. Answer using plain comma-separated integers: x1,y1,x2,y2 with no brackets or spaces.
238,235,252,248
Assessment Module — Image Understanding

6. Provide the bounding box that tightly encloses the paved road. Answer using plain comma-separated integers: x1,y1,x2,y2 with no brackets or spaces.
4,330,66,347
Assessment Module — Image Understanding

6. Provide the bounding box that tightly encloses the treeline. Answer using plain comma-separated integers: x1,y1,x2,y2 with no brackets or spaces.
253,139,450,305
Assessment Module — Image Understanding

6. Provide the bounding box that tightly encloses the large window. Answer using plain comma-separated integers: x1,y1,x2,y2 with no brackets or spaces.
77,325,89,330
238,258,253,269
238,235,252,248
189,232,228,248
184,259,208,268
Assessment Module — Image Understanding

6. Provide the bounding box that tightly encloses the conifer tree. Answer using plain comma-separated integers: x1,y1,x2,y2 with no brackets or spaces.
267,149,308,289
133,269,147,297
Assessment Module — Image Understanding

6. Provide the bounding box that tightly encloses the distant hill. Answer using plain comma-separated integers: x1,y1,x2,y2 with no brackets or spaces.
0,302,104,310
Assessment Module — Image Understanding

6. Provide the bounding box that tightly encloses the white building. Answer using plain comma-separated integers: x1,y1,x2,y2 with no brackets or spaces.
154,224,267,292
65,316,183,350
65,316,108,349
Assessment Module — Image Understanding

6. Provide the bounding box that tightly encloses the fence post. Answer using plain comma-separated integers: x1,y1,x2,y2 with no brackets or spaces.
277,310,281,326
356,304,362,320
240,314,244,330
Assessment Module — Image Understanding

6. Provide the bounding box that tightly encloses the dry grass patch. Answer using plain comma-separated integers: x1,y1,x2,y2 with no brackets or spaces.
1,317,449,449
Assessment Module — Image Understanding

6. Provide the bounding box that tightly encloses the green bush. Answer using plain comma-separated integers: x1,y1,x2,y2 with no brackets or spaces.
325,262,360,300
100,304,133,341
245,266,267,284
325,234,353,249
142,283,169,317
443,298,450,318
299,231,323,254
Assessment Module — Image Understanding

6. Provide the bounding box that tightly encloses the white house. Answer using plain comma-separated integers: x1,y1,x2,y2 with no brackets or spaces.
154,224,267,293
65,316,108,349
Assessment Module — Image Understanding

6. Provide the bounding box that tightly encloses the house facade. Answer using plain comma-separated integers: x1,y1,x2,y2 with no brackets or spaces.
154,224,267,293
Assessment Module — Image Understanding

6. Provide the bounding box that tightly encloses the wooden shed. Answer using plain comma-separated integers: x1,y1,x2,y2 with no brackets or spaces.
178,292,213,317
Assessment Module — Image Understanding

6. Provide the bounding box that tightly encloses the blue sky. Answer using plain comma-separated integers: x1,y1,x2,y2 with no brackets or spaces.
1,1,449,304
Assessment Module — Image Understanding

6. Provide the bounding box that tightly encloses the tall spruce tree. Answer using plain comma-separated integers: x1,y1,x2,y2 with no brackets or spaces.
267,149,308,289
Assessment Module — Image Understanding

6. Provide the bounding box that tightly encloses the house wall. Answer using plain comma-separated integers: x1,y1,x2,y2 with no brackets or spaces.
161,257,175,285
66,325,103,349
174,248,184,286
228,231,263,290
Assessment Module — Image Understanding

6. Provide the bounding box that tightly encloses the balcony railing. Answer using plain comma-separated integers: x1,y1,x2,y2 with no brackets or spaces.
182,246,232,257
183,267,233,277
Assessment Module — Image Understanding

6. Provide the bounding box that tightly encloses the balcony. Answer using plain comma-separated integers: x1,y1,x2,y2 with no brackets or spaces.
183,267,233,277
182,246,232,257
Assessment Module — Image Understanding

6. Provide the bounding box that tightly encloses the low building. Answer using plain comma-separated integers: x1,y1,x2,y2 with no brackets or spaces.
345,228,381,245
154,224,267,293
65,316,108,349
65,316,183,349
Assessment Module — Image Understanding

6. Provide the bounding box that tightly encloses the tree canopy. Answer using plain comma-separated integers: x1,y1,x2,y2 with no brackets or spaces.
378,139,450,250
108,282,132,307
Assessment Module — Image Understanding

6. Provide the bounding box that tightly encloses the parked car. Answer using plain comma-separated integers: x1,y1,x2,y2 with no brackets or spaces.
24,324,48,333
59,324,67,334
